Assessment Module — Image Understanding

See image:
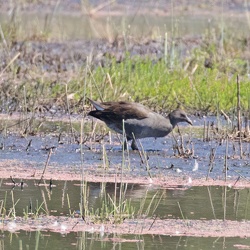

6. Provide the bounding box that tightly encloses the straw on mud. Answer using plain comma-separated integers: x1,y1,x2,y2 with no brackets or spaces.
244,116,249,135
244,190,250,219
233,189,240,218
62,181,67,208
231,169,250,184
206,147,216,180
177,202,186,220
207,186,217,219
189,76,202,106
41,190,49,215
22,85,29,134
164,32,168,64
35,231,41,249
38,148,53,185
10,176,16,185
9,191,19,218
171,126,189,157
151,191,164,216
221,110,232,124
0,24,8,50
235,75,244,158
203,120,206,142
120,121,129,221
29,198,32,214
171,131,181,155
80,116,85,220
145,191,159,216
177,125,185,153
223,186,227,221
42,179,52,199
0,118,31,133
236,74,241,132
223,135,229,181
88,65,103,101
65,83,75,143
137,139,152,178
67,193,73,216
0,52,20,77
102,144,109,170
72,221,79,230
148,215,157,231
239,130,243,159
206,121,210,141
90,121,98,150
137,190,148,217
0,191,7,217
25,139,32,151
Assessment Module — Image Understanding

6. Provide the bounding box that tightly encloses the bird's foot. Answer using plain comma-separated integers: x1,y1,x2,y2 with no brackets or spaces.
131,139,139,150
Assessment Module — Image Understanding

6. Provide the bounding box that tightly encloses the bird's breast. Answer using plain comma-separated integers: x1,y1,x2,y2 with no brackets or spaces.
124,117,172,139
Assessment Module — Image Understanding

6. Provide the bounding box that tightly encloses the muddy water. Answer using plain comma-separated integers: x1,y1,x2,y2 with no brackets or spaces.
0,180,250,249
1,179,250,221
1,231,250,250
1,230,250,250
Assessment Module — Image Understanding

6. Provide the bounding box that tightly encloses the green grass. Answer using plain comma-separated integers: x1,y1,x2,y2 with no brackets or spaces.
0,4,250,116
1,55,249,115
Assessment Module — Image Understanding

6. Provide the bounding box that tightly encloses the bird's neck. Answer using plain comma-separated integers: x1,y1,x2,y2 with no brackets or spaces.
168,114,177,128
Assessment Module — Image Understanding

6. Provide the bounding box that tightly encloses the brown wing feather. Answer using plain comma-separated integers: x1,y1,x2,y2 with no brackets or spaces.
89,101,149,122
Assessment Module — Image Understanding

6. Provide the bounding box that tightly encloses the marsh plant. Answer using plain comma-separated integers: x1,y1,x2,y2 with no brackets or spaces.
0,6,250,120
80,180,135,224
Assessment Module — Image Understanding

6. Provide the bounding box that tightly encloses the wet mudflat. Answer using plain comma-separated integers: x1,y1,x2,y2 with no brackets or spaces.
1,113,249,186
0,115,250,249
0,1,250,248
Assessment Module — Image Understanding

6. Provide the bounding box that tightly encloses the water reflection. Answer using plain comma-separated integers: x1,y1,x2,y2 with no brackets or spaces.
0,179,250,221
0,230,250,250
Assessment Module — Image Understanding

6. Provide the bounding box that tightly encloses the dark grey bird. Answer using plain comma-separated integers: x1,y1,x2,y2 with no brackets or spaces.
88,98,192,150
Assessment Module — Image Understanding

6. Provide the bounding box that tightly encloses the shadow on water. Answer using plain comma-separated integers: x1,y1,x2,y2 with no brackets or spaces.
1,179,250,221
1,227,250,250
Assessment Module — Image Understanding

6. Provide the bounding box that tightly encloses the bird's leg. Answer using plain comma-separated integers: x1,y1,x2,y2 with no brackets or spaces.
123,140,128,150
131,139,139,150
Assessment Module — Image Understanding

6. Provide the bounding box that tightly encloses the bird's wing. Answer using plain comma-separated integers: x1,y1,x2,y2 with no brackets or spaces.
102,101,149,120
89,101,149,122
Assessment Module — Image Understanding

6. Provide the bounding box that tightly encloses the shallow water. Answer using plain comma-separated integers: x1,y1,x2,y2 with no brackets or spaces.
0,115,250,182
1,230,250,250
1,116,250,249
1,179,250,221
0,180,250,249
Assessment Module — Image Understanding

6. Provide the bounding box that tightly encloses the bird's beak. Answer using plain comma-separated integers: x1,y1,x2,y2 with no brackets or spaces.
186,117,193,125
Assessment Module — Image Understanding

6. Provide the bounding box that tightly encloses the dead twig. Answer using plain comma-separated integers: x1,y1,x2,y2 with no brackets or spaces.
38,148,53,185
